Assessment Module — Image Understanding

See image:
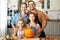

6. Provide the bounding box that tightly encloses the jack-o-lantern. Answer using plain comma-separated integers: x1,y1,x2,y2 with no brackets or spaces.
24,28,34,38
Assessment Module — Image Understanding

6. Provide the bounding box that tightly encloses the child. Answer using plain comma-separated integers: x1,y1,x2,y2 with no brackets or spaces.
13,18,25,39
26,12,41,37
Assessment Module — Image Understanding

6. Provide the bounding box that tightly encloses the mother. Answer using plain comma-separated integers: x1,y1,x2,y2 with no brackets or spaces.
11,2,28,33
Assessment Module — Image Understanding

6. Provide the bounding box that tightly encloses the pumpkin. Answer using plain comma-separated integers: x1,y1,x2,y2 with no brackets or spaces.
24,28,34,38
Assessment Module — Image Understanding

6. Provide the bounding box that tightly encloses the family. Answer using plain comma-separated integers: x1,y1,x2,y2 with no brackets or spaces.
12,1,49,39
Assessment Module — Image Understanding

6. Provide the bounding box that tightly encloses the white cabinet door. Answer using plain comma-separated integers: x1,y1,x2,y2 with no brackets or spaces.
50,0,59,10
44,21,60,35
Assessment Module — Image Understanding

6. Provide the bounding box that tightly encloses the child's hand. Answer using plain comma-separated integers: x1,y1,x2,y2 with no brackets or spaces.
18,36,23,39
13,35,17,39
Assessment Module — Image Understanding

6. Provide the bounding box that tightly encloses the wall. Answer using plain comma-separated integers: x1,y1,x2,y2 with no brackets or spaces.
0,0,7,37
0,0,1,34
44,21,60,36
47,10,60,20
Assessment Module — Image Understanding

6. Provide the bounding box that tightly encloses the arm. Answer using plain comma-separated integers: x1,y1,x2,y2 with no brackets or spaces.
12,24,16,30
41,12,49,30
35,24,41,37
11,14,17,29
36,24,41,34
37,10,49,32
13,28,18,39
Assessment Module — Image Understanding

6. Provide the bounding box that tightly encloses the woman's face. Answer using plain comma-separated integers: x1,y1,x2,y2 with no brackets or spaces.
29,14,35,21
21,4,27,12
17,21,24,27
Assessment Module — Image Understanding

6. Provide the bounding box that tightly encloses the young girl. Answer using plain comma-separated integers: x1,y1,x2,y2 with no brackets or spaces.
26,12,41,37
13,18,25,39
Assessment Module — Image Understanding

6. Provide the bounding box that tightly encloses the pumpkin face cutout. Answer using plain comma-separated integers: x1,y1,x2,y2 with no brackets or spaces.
24,28,34,38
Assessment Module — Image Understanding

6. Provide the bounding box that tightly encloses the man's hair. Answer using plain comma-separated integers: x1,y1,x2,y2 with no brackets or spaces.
21,2,27,8
28,1,35,6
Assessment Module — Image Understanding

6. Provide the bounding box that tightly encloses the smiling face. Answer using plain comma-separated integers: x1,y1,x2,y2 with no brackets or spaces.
29,13,35,22
21,3,27,12
17,20,24,28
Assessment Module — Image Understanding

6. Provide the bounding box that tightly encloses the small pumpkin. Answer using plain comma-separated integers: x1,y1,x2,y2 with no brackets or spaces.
24,28,34,38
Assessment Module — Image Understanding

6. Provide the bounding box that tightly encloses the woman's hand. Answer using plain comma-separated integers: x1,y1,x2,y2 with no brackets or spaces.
36,24,43,37
36,30,41,37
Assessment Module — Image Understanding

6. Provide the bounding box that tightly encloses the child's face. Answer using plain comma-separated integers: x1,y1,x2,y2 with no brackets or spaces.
29,14,35,21
21,4,27,12
17,21,24,27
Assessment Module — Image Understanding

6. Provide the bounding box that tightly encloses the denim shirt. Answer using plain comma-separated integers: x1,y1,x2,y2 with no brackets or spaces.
12,13,28,27
28,23,37,34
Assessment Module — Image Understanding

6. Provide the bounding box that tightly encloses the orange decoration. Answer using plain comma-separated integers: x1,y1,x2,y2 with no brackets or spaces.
24,28,34,38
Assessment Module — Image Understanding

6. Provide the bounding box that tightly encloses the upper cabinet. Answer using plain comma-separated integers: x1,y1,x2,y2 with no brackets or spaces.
50,0,59,10
7,0,60,11
32,0,59,11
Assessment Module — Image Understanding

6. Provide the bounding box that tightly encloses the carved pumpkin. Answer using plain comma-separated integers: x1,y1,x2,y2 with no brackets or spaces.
24,28,34,38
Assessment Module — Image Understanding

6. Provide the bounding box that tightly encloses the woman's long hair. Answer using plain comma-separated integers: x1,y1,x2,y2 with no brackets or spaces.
27,12,38,24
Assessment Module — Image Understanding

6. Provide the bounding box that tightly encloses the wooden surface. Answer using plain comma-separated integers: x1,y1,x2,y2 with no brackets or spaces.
14,38,40,40
1,36,60,40
13,37,59,40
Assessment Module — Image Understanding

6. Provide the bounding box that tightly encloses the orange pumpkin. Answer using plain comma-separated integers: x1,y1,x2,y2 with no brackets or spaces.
24,28,34,38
